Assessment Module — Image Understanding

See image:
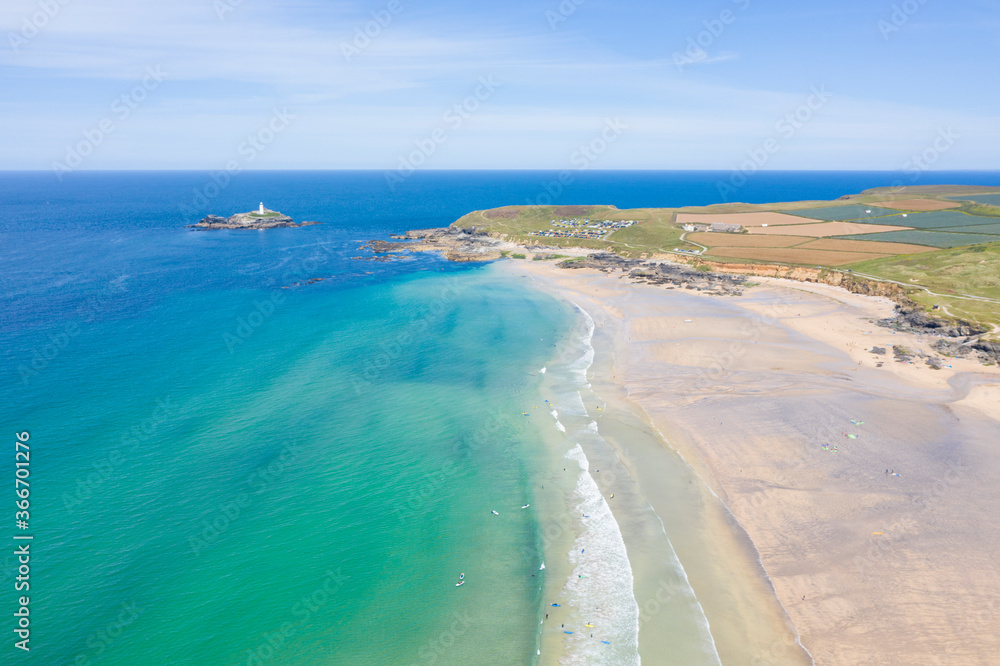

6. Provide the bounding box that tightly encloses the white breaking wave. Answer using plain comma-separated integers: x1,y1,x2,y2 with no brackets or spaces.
540,298,724,665
539,300,641,664
565,304,595,385
551,409,566,433
561,442,640,665
558,390,589,417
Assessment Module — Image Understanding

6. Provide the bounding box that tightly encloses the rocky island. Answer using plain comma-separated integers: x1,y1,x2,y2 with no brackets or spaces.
191,204,320,230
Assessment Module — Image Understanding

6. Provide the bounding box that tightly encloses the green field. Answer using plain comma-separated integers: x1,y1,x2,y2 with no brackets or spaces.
854,210,1000,229
455,189,1000,337
786,204,900,220
937,224,1000,235
839,230,1000,248
948,193,1000,206
849,245,1000,333
455,205,689,257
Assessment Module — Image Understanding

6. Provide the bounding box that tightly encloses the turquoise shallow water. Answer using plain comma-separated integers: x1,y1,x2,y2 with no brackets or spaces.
5,170,1000,664
10,268,571,665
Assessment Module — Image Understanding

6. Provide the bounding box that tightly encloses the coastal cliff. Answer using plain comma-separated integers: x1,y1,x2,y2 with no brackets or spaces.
357,220,996,357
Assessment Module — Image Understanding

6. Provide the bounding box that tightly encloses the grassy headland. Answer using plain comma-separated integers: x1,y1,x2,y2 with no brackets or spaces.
453,185,1000,335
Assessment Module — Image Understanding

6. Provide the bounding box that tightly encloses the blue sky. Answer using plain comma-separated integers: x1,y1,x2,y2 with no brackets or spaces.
1,0,998,170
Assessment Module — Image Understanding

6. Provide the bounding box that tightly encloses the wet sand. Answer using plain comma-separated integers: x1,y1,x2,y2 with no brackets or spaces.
508,261,1000,665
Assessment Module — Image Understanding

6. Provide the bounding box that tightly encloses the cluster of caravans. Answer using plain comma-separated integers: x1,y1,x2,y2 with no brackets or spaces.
533,219,638,240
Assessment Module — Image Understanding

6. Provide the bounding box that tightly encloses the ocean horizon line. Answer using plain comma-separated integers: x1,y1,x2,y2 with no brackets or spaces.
3,167,1000,173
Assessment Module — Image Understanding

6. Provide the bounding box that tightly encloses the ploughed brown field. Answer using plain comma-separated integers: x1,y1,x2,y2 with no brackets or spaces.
796,238,935,254
552,205,597,216
705,247,891,266
677,212,821,227
483,207,520,219
748,221,912,237
869,198,961,211
687,232,805,248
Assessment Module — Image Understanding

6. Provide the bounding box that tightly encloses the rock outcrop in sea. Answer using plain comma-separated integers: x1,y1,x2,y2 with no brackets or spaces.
191,208,320,230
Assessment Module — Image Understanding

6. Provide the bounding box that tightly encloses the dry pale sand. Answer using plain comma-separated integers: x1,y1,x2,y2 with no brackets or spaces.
678,212,824,227
749,222,913,237
512,261,1000,666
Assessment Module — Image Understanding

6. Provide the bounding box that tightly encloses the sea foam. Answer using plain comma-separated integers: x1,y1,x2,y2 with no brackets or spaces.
561,440,640,665
545,303,641,665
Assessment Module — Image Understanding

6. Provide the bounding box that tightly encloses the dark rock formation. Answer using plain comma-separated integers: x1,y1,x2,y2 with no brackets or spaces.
892,345,914,362
559,253,747,296
197,215,229,227
360,227,502,262
931,338,1000,365
191,209,320,230
877,303,986,338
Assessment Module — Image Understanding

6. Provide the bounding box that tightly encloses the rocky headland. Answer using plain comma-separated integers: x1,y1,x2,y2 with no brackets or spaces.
357,226,505,262
356,224,997,364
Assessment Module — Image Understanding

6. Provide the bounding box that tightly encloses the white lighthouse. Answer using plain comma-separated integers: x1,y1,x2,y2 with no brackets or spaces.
259,202,265,214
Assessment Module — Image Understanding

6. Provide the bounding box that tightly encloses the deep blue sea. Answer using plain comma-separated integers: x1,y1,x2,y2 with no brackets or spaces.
3,170,999,665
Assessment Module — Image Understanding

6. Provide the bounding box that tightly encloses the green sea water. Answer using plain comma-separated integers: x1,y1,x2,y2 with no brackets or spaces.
10,170,977,663
12,267,573,665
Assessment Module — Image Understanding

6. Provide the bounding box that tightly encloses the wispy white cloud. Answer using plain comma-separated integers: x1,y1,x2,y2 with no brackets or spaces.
675,52,740,67
1,0,998,169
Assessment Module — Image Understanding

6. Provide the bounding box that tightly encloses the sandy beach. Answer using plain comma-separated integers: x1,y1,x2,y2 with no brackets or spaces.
507,260,1000,665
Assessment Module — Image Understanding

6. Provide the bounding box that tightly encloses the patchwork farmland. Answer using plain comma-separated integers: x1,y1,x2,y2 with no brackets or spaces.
747,221,910,236
838,230,1000,249
949,193,1000,206
785,204,900,220
874,198,961,211
853,211,1000,229
458,185,1000,266
456,185,1000,331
